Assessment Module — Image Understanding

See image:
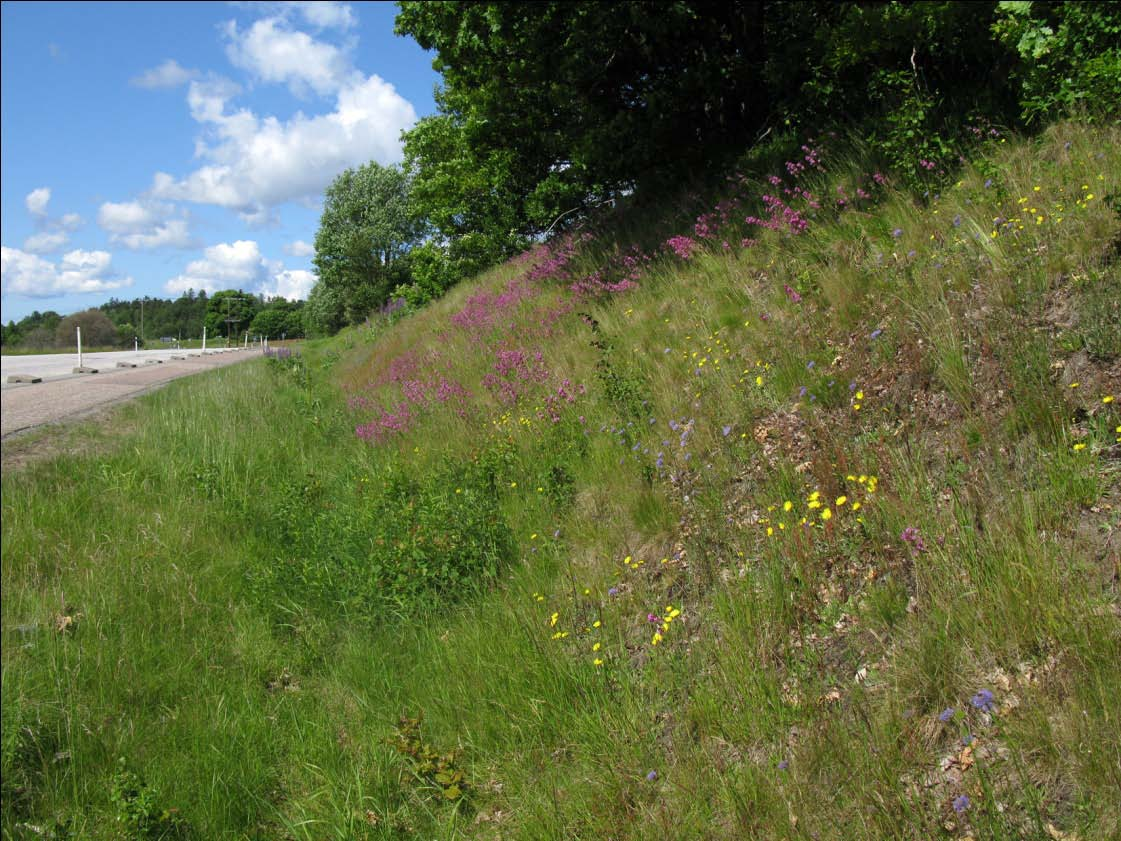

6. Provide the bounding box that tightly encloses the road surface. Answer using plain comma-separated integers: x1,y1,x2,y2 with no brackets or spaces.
1,347,257,439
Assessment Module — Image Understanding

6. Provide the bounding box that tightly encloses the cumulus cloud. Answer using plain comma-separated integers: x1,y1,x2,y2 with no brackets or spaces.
22,231,70,254
165,239,266,295
26,188,51,217
283,239,315,257
151,72,414,215
225,17,353,97
164,239,315,300
131,59,199,89
233,1,356,30
262,268,316,300
97,199,194,250
1,246,134,297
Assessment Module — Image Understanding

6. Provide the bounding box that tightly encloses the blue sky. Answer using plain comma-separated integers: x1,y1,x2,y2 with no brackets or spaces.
1,0,439,323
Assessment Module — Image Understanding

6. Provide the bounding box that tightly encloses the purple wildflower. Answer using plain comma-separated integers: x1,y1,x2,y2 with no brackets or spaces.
892,228,903,238
952,794,970,814
608,587,619,597
777,760,789,771
939,708,956,723
646,770,658,782
722,425,732,437
783,284,802,304
870,328,883,340
970,689,995,713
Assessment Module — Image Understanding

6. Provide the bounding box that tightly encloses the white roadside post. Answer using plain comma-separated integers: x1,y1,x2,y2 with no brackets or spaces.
72,325,97,374
202,326,207,353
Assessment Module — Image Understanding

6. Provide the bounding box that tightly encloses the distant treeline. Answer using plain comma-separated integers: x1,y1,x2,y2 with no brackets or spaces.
2,290,306,349
302,0,1120,335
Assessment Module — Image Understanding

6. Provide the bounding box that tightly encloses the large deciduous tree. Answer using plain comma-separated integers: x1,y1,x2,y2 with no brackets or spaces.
312,162,424,324
55,309,119,348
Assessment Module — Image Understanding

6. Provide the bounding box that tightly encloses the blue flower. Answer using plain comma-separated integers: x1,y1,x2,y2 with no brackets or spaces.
939,708,955,723
952,794,970,814
722,425,732,437
777,759,789,771
870,328,883,340
646,770,658,781
892,228,903,238
970,689,995,713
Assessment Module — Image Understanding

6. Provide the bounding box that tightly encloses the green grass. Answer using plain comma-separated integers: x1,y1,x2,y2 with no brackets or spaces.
3,122,1120,840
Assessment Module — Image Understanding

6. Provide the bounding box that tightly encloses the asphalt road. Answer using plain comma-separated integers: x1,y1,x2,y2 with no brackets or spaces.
1,347,256,438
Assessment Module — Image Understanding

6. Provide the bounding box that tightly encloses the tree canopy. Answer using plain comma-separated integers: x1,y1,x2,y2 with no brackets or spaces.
312,162,425,324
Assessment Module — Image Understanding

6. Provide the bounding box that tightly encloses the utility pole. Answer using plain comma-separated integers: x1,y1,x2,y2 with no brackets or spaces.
140,299,145,347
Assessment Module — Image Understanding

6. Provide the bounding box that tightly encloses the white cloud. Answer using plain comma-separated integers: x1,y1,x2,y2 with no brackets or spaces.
233,2,356,30
287,1,355,30
262,268,316,300
59,213,83,231
164,239,314,300
131,59,199,89
151,73,415,213
22,231,70,254
97,200,194,250
1,246,134,297
165,239,266,295
225,17,353,97
283,239,315,257
26,188,51,217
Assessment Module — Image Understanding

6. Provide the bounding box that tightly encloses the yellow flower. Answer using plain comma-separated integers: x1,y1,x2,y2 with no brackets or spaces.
1104,395,1114,404
593,658,604,666
835,496,847,506
535,595,544,602
1070,382,1080,388
766,527,774,536
592,620,601,628
1073,443,1087,451
808,490,821,501
807,500,822,510
756,375,764,387
510,482,517,488
855,391,864,400
592,642,601,652
652,632,663,646
530,533,538,540
550,612,559,627
783,500,793,512
851,501,861,511
821,508,833,521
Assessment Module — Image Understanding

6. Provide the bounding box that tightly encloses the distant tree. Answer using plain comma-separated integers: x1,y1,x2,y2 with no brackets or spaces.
303,279,347,337
205,291,260,341
55,309,119,348
313,162,425,324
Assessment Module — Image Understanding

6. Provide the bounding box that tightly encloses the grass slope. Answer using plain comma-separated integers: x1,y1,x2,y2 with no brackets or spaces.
3,122,1119,840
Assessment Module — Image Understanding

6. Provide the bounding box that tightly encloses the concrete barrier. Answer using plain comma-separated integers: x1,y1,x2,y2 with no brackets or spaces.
72,366,98,374
7,374,42,383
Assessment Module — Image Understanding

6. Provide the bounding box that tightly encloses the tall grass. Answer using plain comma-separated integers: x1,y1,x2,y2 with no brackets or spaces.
3,121,1119,839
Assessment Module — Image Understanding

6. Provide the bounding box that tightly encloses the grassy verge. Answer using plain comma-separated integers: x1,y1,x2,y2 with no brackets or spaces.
3,122,1119,840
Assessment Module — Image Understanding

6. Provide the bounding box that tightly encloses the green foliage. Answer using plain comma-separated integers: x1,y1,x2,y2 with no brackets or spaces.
109,760,193,839
54,308,119,347
255,458,515,618
204,290,260,341
313,161,424,325
994,1,1121,123
248,299,304,338
302,278,347,337
391,714,469,803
